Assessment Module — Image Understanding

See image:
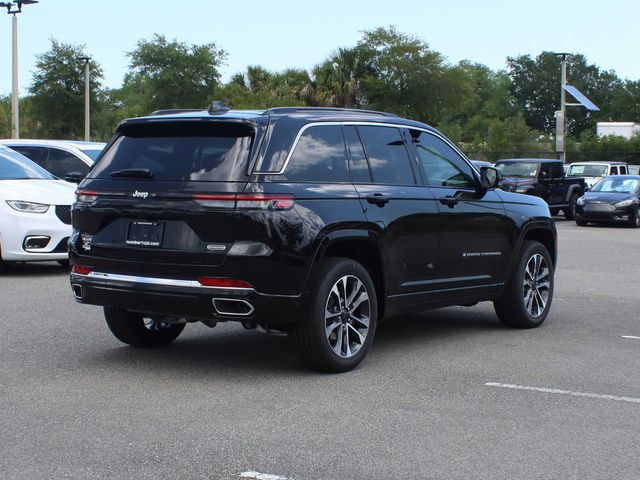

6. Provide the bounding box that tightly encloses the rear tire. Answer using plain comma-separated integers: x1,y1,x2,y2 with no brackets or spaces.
494,241,554,329
564,194,579,220
104,307,185,347
292,257,377,373
549,208,559,216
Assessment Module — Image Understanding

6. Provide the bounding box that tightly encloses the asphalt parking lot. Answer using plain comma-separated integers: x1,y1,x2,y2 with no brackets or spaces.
1,220,639,480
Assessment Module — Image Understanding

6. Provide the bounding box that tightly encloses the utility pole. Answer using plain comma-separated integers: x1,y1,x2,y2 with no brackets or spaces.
551,52,599,164
0,1,39,139
78,56,91,141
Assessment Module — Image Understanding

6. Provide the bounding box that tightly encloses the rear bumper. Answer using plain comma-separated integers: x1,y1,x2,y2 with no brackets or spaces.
69,270,303,328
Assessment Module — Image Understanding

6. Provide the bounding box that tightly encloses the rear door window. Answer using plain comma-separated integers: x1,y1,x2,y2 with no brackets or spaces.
281,125,349,183
343,125,371,183
356,126,415,185
620,165,628,175
46,148,90,177
90,122,254,182
9,146,48,167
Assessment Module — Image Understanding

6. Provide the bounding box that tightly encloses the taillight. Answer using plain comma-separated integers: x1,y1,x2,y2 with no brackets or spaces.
197,277,254,289
75,190,99,202
71,265,92,275
192,193,294,210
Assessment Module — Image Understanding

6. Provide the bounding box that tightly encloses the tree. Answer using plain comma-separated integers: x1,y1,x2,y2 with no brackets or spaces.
354,26,474,126
314,47,362,107
507,52,622,136
485,115,541,161
28,39,103,139
119,34,227,115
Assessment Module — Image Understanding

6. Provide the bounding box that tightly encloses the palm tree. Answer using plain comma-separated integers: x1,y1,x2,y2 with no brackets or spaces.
314,48,361,108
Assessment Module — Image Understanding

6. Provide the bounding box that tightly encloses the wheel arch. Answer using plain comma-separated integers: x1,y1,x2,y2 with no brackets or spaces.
305,230,387,319
564,184,583,203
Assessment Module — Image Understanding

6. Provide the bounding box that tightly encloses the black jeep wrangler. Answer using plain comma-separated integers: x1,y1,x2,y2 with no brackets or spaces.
495,158,586,219
70,104,557,372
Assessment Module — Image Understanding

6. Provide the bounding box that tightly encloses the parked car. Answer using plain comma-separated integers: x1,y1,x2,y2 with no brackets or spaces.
69,104,557,372
628,165,640,175
495,158,586,219
0,139,105,183
0,145,75,269
566,161,628,189
575,175,640,227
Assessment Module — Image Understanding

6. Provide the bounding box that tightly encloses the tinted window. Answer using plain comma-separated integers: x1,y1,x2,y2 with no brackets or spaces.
540,164,552,179
282,125,349,182
550,163,563,179
410,130,475,188
10,146,48,167
343,126,371,183
47,148,90,177
90,122,253,182
620,166,627,175
0,148,54,180
357,126,415,185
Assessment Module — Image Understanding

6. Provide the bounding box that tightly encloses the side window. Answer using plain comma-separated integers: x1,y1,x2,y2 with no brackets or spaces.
356,126,415,185
343,126,371,183
410,130,475,188
282,125,349,183
620,165,627,175
10,146,48,167
550,163,563,179
46,148,90,177
540,164,552,179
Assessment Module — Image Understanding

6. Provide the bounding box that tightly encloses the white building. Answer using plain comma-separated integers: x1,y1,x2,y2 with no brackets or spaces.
596,122,640,139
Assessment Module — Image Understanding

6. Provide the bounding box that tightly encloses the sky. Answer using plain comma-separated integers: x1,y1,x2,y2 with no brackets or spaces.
0,0,639,96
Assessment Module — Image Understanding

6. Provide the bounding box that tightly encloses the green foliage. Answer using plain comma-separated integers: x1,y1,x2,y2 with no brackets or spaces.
0,95,10,138
28,39,103,139
355,27,474,125
118,34,227,116
575,132,640,162
482,115,542,161
507,52,622,136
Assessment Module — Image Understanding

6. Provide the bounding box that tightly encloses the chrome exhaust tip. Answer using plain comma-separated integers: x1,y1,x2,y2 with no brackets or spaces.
212,298,255,317
71,284,84,300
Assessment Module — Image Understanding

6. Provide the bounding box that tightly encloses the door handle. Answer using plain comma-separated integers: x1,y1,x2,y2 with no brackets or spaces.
439,191,466,208
365,193,390,207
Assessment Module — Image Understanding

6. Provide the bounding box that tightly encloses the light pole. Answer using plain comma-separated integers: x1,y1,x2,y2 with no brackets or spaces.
0,0,38,139
551,52,599,163
78,56,91,141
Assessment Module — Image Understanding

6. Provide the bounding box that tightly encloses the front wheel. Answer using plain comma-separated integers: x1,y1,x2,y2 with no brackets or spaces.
494,241,554,328
104,307,185,347
629,208,640,228
575,214,588,226
564,194,579,220
292,258,377,372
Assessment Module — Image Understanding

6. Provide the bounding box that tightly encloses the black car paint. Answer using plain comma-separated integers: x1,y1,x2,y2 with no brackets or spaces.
70,109,556,328
496,159,586,209
575,176,640,224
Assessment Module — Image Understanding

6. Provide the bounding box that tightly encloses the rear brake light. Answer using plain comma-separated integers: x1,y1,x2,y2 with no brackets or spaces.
71,265,92,275
192,193,294,210
76,190,99,202
197,277,253,289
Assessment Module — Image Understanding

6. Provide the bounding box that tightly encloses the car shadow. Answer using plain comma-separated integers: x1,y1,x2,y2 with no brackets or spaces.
0,261,68,276
88,306,504,377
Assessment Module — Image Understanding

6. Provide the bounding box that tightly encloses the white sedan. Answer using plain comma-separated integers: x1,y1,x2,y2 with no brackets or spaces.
0,145,75,268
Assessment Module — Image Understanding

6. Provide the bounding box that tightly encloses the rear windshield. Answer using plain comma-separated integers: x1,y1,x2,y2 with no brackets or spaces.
89,122,254,182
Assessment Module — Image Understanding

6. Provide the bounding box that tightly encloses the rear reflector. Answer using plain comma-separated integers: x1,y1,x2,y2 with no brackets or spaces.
197,277,253,289
192,193,294,210
71,265,92,275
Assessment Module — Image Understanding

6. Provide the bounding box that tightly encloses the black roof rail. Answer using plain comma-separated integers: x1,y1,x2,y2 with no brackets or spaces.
263,107,399,118
148,108,203,116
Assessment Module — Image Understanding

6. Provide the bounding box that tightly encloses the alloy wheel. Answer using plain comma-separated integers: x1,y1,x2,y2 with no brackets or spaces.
522,254,551,318
324,275,371,358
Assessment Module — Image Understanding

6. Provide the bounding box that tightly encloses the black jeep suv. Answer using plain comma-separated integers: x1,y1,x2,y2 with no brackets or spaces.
70,104,557,372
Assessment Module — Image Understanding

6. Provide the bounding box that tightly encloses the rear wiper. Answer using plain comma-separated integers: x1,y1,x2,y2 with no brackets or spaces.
109,168,154,178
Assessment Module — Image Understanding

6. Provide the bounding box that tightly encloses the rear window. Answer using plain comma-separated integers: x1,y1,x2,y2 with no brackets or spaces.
90,122,254,182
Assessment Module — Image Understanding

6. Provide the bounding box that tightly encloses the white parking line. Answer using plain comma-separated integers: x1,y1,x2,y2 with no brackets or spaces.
240,472,293,480
484,382,640,404
621,335,640,340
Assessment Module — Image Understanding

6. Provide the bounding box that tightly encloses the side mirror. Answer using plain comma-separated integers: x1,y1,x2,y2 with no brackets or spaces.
64,171,84,183
480,166,500,189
